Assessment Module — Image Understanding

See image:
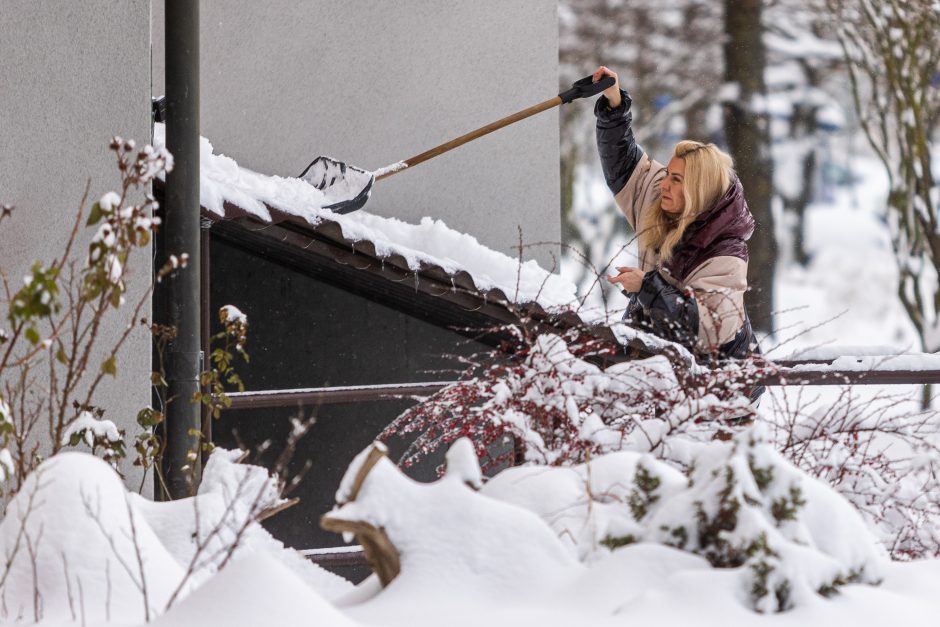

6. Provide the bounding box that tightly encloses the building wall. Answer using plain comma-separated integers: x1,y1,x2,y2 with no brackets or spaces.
153,0,561,267
0,1,153,488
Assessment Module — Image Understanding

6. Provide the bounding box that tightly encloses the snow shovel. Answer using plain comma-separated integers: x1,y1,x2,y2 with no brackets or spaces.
299,74,616,214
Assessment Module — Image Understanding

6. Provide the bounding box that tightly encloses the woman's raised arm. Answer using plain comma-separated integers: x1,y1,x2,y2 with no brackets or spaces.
592,66,646,225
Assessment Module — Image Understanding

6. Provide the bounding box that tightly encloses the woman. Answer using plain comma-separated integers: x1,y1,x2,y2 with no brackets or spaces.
592,66,762,374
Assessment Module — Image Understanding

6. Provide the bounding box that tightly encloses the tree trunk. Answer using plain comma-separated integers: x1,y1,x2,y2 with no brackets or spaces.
722,0,776,336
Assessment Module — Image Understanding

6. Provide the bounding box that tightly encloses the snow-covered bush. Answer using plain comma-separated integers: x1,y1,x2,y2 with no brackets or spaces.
323,439,579,601
0,448,348,623
767,388,940,560
483,428,887,613
327,435,884,613
61,409,126,462
192,304,250,419
382,328,770,471
384,325,940,564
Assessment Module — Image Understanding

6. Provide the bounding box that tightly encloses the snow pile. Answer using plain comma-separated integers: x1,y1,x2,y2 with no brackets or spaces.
0,453,184,623
152,123,579,310
484,429,886,613
151,552,356,627
131,448,351,600
0,450,349,624
326,440,578,607
3,441,940,626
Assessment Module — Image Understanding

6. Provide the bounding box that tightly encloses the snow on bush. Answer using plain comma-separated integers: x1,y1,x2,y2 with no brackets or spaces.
330,435,885,613
484,429,887,612
0,453,184,623
0,449,348,623
0,397,12,484
645,427,886,612
383,329,766,470
384,327,940,560
325,439,579,603
61,410,125,463
766,389,940,560
480,450,687,561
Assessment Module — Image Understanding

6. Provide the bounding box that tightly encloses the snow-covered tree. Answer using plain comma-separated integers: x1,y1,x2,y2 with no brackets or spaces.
764,0,845,266
722,0,778,335
825,0,940,352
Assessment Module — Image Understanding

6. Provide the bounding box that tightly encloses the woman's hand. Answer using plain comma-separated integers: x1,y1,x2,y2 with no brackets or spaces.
592,66,621,108
607,266,645,293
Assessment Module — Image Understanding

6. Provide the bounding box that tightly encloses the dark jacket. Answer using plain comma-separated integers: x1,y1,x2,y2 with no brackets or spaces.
595,90,762,375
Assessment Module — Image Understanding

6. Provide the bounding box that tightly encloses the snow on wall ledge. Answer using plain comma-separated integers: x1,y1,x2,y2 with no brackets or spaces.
152,124,578,310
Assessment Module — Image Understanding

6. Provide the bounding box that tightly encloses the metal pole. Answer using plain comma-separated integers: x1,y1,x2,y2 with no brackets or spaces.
162,0,201,499
200,219,212,469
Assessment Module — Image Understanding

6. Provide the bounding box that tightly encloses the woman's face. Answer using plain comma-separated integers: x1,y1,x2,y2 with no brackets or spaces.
660,157,686,214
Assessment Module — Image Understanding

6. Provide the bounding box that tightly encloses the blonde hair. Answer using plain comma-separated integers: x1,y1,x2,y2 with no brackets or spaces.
638,140,735,263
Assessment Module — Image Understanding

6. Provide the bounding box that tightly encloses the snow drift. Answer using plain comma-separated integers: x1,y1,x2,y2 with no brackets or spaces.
0,450,348,624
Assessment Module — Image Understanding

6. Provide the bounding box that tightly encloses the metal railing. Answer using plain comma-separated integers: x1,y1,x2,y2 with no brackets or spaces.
227,361,940,411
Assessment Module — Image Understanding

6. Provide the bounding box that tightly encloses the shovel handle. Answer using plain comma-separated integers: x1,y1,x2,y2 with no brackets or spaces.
376,74,615,182
378,96,561,181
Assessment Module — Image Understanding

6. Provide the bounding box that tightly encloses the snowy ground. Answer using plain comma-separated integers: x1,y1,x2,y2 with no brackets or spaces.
5,438,940,627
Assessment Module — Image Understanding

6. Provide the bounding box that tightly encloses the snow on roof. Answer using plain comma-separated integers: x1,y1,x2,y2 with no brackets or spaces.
153,124,580,312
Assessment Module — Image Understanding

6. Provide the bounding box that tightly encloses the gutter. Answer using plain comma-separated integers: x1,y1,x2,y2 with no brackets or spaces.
159,0,201,499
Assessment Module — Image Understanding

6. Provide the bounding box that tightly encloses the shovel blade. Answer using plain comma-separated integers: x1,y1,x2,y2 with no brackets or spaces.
299,156,375,214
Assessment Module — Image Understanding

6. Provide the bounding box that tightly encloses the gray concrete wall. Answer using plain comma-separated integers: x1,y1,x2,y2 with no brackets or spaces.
153,0,561,267
0,1,152,488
